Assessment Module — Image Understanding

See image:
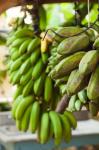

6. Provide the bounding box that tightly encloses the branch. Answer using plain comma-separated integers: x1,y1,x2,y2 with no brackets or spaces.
0,0,97,14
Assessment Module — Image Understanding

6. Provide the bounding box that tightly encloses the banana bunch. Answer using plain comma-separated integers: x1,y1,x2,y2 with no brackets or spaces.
12,95,77,145
49,27,99,116
6,18,77,145
67,89,88,112
7,22,55,103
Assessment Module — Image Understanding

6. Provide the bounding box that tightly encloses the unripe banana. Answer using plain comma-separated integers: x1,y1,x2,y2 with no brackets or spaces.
89,102,99,116
93,37,99,49
27,37,40,53
19,39,32,54
68,95,77,112
11,51,20,61
44,76,53,102
19,58,31,75
78,89,88,104
9,47,18,54
40,112,50,144
79,50,99,75
67,70,88,95
9,70,17,83
12,95,23,119
55,75,69,86
7,36,16,46
50,51,85,79
22,80,34,97
41,52,49,64
15,28,33,38
15,95,34,120
75,99,82,111
87,66,99,100
21,53,30,62
32,58,45,80
10,57,22,72
60,114,71,143
30,48,40,64
49,111,62,145
12,70,21,85
20,68,32,85
16,120,22,131
13,85,23,100
11,38,26,47
59,84,67,95
21,105,32,132
64,111,77,129
33,73,45,96
54,27,83,42
29,101,40,133
57,33,89,55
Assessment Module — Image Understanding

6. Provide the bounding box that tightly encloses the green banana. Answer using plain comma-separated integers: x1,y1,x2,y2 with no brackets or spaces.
57,33,89,55
20,68,32,85
93,37,99,49
75,99,82,111
9,70,17,83
55,75,69,86
49,111,62,145
40,112,50,144
15,95,34,120
12,95,23,119
12,70,21,85
11,38,26,47
60,114,71,143
41,53,49,64
33,73,45,96
78,89,88,104
15,27,34,38
11,51,20,61
10,57,22,72
19,58,31,75
22,80,34,97
7,36,16,46
87,66,99,100
21,105,32,131
32,58,45,80
29,101,40,133
64,111,77,129
30,48,40,64
54,26,83,42
66,69,77,87
50,51,85,79
9,47,18,54
16,120,22,131
68,95,77,112
59,84,67,95
13,85,23,100
89,102,99,116
44,76,53,102
19,39,32,54
79,50,99,75
27,37,40,53
67,70,88,95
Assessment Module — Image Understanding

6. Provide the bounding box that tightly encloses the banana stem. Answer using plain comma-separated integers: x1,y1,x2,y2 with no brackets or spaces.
56,94,70,113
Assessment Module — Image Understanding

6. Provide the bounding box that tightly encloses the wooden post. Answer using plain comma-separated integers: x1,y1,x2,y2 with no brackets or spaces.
0,0,97,14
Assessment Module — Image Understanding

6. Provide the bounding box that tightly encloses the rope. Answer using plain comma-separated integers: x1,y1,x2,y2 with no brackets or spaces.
87,0,90,27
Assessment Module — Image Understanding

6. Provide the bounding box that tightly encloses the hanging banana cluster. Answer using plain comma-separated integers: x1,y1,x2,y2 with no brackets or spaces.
49,26,99,117
7,18,77,145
